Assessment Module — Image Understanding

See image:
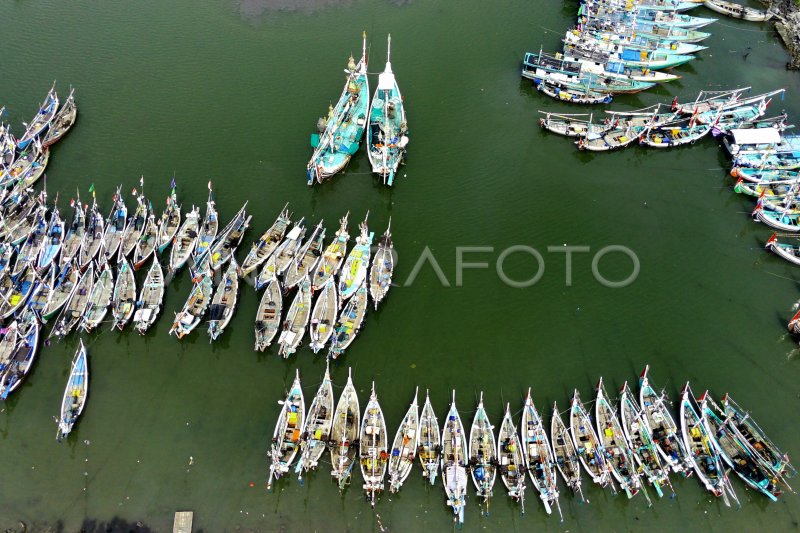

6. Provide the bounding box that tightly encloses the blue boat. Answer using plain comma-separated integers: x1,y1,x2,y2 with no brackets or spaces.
101,187,128,262
0,311,39,400
338,214,373,302
522,51,657,94
307,33,369,185
37,207,64,272
16,84,58,150
57,340,89,441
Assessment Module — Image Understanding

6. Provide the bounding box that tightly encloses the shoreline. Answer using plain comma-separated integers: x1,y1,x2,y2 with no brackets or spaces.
767,0,800,69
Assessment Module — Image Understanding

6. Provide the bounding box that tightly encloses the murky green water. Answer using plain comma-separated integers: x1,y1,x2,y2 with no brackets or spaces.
1,0,800,531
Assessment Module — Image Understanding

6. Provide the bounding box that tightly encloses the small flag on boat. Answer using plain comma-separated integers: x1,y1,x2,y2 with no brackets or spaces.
207,180,212,191
171,177,176,189
70,198,75,207
671,96,678,110
140,176,144,188
132,187,138,196
88,183,95,194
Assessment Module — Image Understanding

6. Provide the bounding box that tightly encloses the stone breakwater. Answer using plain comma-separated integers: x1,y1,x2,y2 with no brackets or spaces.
769,0,800,69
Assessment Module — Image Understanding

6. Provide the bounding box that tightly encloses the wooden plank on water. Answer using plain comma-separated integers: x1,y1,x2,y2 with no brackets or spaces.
173,511,193,533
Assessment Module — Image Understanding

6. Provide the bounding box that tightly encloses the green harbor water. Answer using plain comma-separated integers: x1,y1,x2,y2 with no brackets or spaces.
1,0,800,531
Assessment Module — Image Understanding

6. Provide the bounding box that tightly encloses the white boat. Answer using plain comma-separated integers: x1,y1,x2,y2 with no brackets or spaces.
330,368,360,489
57,340,88,441
267,370,304,490
703,0,772,21
419,390,441,486
521,389,561,517
441,391,468,526
295,362,334,480
207,256,239,342
468,391,497,512
276,275,311,358
359,382,388,506
387,388,419,494
133,258,165,334
308,277,338,353
254,256,282,351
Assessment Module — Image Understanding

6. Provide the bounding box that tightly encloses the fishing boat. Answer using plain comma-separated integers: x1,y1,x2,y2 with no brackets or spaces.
60,195,86,270
254,257,282,351
0,323,20,377
639,112,719,147
0,245,13,277
272,218,306,277
703,0,772,21
42,259,79,321
550,402,584,500
169,205,200,273
307,33,370,185
207,257,239,342
284,220,325,291
619,381,672,497
563,28,708,56
119,191,149,260
312,213,350,291
387,388,419,494
583,3,716,28
441,391,468,526
570,390,612,488
0,267,36,320
11,146,49,191
419,390,441,486
193,186,218,261
111,257,136,330
639,365,692,475
276,275,311,358
101,188,127,262
339,214,372,302
155,187,180,254
308,277,338,353
595,379,642,499
267,370,304,490
736,150,800,170
700,392,780,501
0,311,40,400
521,390,561,517
563,44,694,72
577,106,668,151
51,263,94,338
538,112,613,137
0,112,15,172
723,127,792,157
16,85,58,150
27,267,54,316
169,272,213,339
239,204,290,276
367,35,409,186
521,51,656,94
679,383,737,504
369,221,393,310
766,233,800,266
752,203,800,232
468,392,497,513
0,192,36,241
13,205,48,277
79,197,104,270
132,213,158,270
1,141,41,189
295,362,334,480
80,261,114,333
360,382,388,506
536,80,614,105
330,368,360,490
202,202,250,273
328,283,368,359
42,88,77,147
498,404,527,510
37,207,64,272
133,258,165,334
56,340,88,441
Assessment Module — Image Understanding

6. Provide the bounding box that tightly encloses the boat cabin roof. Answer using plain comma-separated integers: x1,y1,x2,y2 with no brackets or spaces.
729,128,781,145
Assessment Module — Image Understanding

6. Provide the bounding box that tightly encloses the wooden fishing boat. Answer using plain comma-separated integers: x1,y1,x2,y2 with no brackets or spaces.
295,362,334,480
441,391,468,526
339,214,372,302
15,147,49,190
498,404,527,510
16,85,58,150
766,233,800,266
640,113,718,147
570,390,612,488
328,284,368,359
0,322,20,375
369,221,393,310
133,257,165,335
79,197,104,270
119,192,149,260
521,389,561,517
538,111,613,137
284,220,325,291
578,106,669,151
595,379,642,498
13,205,48,277
0,311,39,400
51,263,94,338
272,218,306,277
101,188,127,262
276,275,311,358
169,272,213,339
703,0,772,21
56,340,88,441
60,195,86,270
619,381,672,497
307,33,370,185
80,261,114,333
111,256,136,331
700,392,780,501
267,370,304,490
43,259,79,321
638,365,692,475
193,187,218,261
563,28,709,56
419,390,441,486
468,392,497,512
0,191,36,241
169,205,200,273
736,150,800,170
584,3,716,28
254,256,282,351
132,213,158,270
752,203,800,232
734,177,799,203
239,204,290,276
564,44,694,73
550,402,584,500
387,388,419,494
203,202,250,273
207,256,239,342
536,79,614,105
0,267,36,320
155,188,180,255
312,213,350,291
308,277,338,353
37,207,64,272
679,383,737,504
27,267,54,317
42,88,77,147
360,382,388,506
367,35,409,186
0,141,41,189
330,368,360,489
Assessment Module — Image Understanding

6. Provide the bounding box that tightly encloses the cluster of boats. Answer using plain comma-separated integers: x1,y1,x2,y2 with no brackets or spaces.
521,0,771,104
307,33,409,187
268,366,794,525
